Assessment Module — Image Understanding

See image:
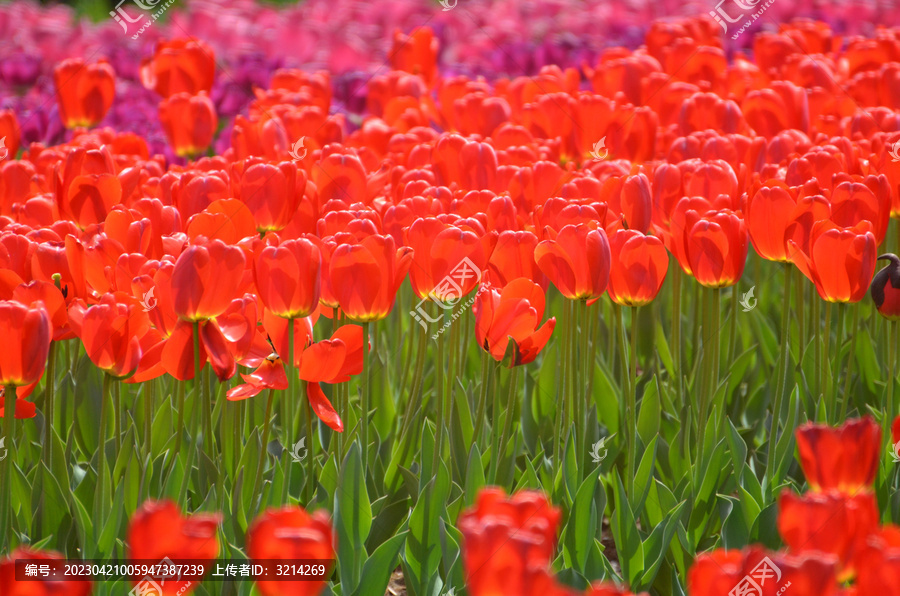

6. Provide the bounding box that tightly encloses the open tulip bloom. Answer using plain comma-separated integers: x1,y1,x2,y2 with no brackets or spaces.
5,4,900,596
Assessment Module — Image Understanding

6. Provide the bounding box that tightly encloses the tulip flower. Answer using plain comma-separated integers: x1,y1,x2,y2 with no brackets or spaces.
237,162,306,233
0,110,20,161
778,490,878,579
406,218,494,301
53,58,116,129
226,352,289,401
789,220,877,303
871,254,900,320
127,500,221,596
67,293,146,379
795,417,881,493
458,488,561,596
534,224,611,301
682,208,748,288
159,92,218,158
855,526,900,595
329,234,413,322
473,278,555,367
486,230,548,290
140,38,216,98
254,238,321,319
172,240,246,322
746,181,830,263
0,548,92,596
688,547,839,596
0,300,52,388
607,230,669,306
247,506,335,596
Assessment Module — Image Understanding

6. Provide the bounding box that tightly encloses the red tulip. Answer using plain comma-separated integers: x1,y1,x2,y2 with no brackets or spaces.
68,293,147,379
459,487,561,596
254,238,321,319
795,416,881,493
127,500,221,596
226,352,289,401
0,110,20,161
0,300,51,387
746,181,829,263
159,92,218,158
778,490,878,579
473,278,555,367
235,161,306,232
871,254,900,320
329,234,413,322
683,209,748,288
607,230,669,306
688,547,840,596
140,38,216,98
171,240,246,321
53,58,116,129
855,526,900,596
406,217,493,301
534,224,611,301
247,506,335,596
789,220,877,303
0,547,92,596
486,230,548,289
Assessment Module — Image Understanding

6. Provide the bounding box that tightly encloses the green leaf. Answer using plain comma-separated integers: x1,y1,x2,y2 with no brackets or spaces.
353,531,408,596
335,442,372,595
464,444,485,507
563,472,599,574
638,500,686,590
610,472,643,587
637,376,661,448
631,435,658,515
403,462,449,596
655,321,675,381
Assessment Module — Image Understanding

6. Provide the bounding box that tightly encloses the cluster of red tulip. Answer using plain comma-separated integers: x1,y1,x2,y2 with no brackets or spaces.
0,500,334,596
689,416,899,596
458,487,644,596
3,10,900,596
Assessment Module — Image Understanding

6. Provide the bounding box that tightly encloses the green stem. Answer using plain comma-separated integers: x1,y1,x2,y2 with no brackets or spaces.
361,321,371,463
95,374,111,525
627,306,639,495
43,342,56,467
252,388,276,515
728,285,738,364
2,384,17,552
494,365,519,487
840,304,860,421
795,267,805,366
114,379,121,455
433,311,447,474
144,380,153,463
283,318,296,503
822,301,833,421
304,382,315,504
887,321,898,438
766,264,792,482
472,350,491,448
812,297,821,408
697,288,711,431
711,288,721,424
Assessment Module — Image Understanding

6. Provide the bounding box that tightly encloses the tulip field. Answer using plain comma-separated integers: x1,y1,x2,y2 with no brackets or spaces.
5,0,900,594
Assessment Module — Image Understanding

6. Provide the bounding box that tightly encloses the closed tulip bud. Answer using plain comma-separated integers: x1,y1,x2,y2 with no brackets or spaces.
53,58,116,129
